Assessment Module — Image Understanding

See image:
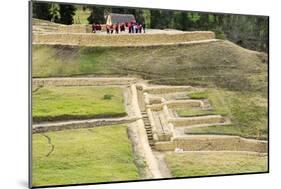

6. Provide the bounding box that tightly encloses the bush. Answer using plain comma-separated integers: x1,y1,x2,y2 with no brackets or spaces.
103,94,114,100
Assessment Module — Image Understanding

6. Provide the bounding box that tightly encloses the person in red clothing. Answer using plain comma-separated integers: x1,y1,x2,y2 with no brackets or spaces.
92,23,96,33
110,24,114,34
115,23,119,34
120,23,125,32
106,24,110,34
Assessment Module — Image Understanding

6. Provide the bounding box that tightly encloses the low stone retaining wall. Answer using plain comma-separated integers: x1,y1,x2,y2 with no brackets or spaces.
32,77,137,87
154,135,267,153
32,31,215,46
143,86,194,94
58,24,92,33
169,115,225,127
33,116,140,133
166,100,203,108
146,99,204,111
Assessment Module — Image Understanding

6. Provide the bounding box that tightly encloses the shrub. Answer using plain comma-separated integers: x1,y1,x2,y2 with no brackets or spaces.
103,94,114,100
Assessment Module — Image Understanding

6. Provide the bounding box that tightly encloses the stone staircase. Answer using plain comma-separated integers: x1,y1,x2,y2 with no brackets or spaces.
141,111,154,148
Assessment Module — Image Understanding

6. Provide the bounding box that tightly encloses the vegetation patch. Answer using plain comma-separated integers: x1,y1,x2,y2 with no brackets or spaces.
73,7,91,24
165,152,268,177
178,89,268,140
177,89,229,117
32,125,139,187
32,41,267,94
32,86,126,122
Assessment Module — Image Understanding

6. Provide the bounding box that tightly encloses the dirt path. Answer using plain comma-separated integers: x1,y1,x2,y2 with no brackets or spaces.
152,151,172,178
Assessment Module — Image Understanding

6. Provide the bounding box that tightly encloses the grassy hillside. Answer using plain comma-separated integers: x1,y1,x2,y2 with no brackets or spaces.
32,125,139,187
33,86,126,122
32,40,268,94
165,152,268,177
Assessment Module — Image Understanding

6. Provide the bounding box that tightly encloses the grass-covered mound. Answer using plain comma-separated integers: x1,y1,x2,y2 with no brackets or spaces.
179,89,268,140
32,86,126,122
165,152,268,177
32,125,139,187
32,40,267,93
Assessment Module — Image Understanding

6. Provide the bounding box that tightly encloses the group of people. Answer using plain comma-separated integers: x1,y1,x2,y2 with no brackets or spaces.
92,20,146,34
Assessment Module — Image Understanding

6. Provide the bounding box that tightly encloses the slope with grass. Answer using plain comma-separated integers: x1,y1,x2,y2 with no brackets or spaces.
179,89,268,140
32,86,126,122
32,40,267,94
32,125,139,187
165,152,268,177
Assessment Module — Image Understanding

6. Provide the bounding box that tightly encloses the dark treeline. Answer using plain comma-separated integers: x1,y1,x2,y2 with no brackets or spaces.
33,2,76,25
149,10,268,52
33,1,268,52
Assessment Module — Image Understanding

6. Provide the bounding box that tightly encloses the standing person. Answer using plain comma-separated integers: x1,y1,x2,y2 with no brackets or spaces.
142,22,146,33
139,24,142,33
135,23,139,33
92,23,96,33
120,23,125,32
115,23,119,34
110,24,114,34
128,22,131,33
106,24,110,34
131,22,135,33
138,24,142,33
133,23,137,33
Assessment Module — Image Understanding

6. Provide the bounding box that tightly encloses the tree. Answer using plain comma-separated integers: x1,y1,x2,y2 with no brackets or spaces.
32,1,52,20
49,3,60,22
150,10,161,29
87,6,105,24
59,4,76,25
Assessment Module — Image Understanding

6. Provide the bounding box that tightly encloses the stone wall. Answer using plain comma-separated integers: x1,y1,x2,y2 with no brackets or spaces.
154,135,268,153
143,86,194,94
32,31,215,46
32,77,137,88
33,116,140,133
58,25,92,33
169,115,225,127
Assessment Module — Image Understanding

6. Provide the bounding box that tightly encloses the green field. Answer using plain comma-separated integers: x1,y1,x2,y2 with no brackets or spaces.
32,86,126,122
32,125,139,187
179,89,268,140
165,152,268,177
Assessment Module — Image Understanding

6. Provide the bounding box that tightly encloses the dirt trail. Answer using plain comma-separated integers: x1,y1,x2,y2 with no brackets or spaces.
153,151,172,178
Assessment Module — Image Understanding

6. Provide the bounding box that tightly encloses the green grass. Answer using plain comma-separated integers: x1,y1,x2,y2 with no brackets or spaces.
32,125,139,187
177,90,229,117
177,108,217,117
187,91,209,99
32,86,126,122
32,41,268,94
178,89,268,140
184,124,245,137
165,152,268,177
